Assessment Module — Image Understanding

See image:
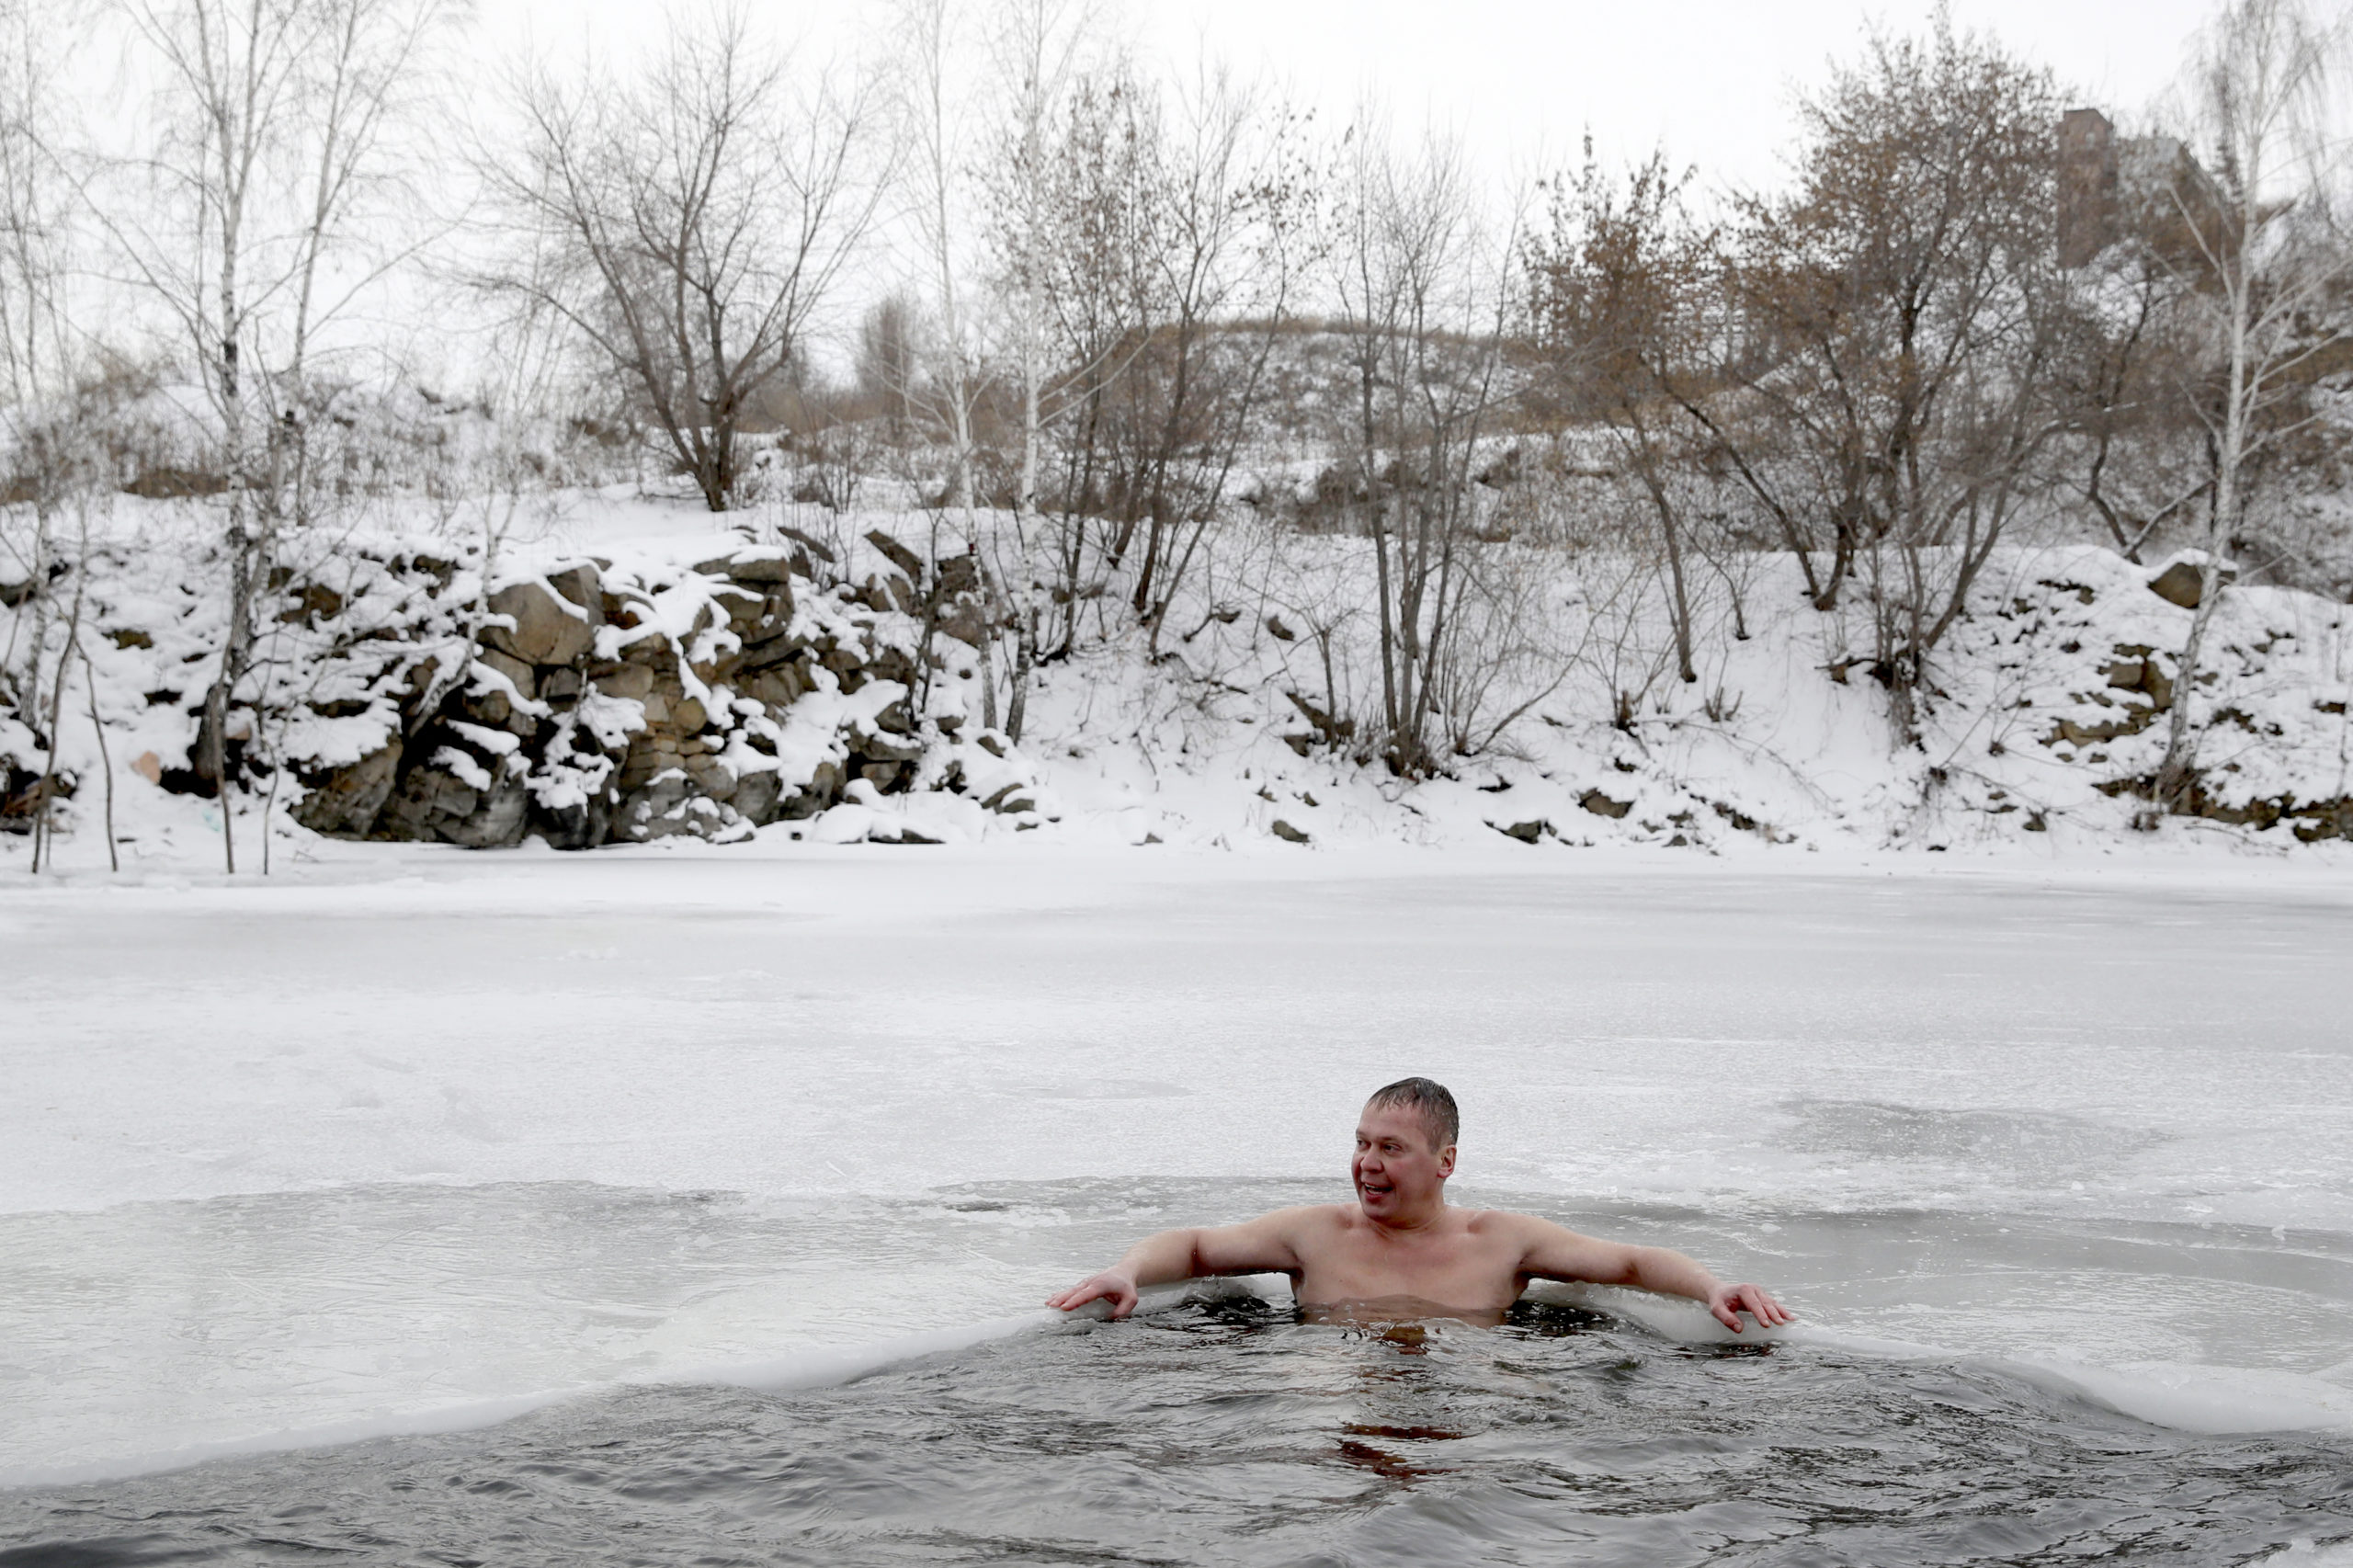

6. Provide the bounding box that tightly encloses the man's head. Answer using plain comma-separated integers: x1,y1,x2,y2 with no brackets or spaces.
1352,1077,1460,1224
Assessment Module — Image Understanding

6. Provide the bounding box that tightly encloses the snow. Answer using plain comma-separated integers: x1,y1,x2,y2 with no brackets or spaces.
8,485,2351,867
6,488,2353,1486
2,843,2350,1482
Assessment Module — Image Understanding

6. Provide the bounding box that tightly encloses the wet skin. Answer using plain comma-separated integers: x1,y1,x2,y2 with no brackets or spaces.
1049,1102,1794,1334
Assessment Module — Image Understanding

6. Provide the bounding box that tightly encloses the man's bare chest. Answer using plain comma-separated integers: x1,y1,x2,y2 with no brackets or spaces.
1295,1225,1522,1310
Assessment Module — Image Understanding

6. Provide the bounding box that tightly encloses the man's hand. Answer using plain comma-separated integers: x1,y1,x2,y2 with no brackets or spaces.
1047,1271,1140,1319
1707,1281,1793,1335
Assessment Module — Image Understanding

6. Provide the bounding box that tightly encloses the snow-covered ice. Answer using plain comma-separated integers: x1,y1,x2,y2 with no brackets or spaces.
3,842,2350,1482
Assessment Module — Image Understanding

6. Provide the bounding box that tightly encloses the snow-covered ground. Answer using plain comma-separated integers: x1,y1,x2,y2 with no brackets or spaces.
4,842,2351,1483
8,488,2351,870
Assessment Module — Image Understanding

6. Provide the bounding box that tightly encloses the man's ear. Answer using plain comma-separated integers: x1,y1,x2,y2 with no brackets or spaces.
1437,1144,1457,1178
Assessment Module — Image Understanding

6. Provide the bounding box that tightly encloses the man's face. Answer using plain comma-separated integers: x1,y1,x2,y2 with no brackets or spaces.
1352,1102,1456,1221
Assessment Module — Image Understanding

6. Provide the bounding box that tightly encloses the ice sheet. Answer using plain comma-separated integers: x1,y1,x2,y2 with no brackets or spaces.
3,846,2350,1479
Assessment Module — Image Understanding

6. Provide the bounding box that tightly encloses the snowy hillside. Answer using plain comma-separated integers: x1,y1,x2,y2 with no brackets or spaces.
3,489,2347,870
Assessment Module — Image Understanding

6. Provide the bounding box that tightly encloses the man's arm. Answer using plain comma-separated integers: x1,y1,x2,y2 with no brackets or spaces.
1046,1208,1312,1320
1514,1216,1793,1335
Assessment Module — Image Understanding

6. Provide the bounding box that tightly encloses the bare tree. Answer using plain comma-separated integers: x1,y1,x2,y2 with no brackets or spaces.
1665,19,2069,741
971,0,1096,744
0,0,68,409
1527,144,1714,687
854,290,920,433
985,0,1093,523
485,9,876,514
965,35,1304,740
1115,63,1306,641
1333,125,1522,775
2052,237,2212,563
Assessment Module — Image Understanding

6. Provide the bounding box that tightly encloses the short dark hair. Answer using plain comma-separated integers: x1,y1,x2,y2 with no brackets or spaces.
1365,1077,1459,1153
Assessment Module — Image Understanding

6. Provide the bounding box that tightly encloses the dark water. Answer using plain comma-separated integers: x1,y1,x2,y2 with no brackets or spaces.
6,1293,2350,1568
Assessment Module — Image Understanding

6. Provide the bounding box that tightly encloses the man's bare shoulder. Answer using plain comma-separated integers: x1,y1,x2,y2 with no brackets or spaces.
1213,1203,1362,1248
1196,1204,1351,1269
1238,1203,1357,1234
1460,1208,1589,1244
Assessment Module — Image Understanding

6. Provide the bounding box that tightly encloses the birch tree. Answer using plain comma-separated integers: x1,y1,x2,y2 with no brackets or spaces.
2151,0,2349,812
100,0,453,870
0,0,73,747
891,0,986,512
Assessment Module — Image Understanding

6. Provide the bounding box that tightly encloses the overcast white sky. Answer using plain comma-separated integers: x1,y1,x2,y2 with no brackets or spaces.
1131,0,2218,191
481,0,2220,197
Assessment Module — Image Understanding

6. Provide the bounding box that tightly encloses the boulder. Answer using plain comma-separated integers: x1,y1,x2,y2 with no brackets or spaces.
696,551,793,586
800,758,848,813
530,789,613,851
592,662,655,701
1271,818,1311,844
938,600,992,648
733,769,783,825
855,731,926,764
292,743,400,837
1494,819,1551,844
546,562,604,613
2148,555,2237,610
682,752,737,799
712,585,765,633
935,553,979,599
2291,797,2352,844
779,525,836,563
617,770,698,842
864,574,920,617
277,582,344,626
478,650,537,699
619,729,684,792
733,605,801,670
459,684,512,729
2102,652,2174,710
865,529,926,584
483,580,597,665
1580,789,1632,819
745,666,808,708
380,759,529,848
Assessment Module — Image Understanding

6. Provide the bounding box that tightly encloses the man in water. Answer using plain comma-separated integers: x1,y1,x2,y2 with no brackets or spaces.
1048,1076,1793,1333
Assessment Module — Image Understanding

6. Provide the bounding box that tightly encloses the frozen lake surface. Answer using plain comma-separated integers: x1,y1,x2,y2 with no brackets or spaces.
3,846,2351,1562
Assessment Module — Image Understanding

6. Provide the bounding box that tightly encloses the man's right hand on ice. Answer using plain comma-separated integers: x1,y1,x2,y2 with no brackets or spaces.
1046,1271,1141,1319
